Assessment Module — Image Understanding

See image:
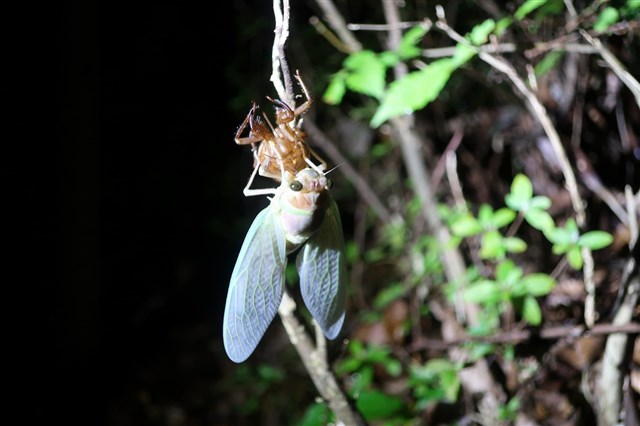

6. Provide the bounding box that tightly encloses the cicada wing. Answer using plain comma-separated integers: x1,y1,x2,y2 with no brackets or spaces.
223,206,287,363
296,199,346,339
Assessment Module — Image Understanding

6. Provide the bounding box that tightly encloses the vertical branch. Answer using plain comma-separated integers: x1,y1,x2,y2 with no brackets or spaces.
271,0,294,106
270,2,364,424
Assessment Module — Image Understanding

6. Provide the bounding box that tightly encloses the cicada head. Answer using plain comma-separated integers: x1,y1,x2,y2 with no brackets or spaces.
276,168,332,249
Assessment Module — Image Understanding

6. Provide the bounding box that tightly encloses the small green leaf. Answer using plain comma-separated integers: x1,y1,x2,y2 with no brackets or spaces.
520,273,555,296
525,208,555,231
344,50,386,99
496,259,519,282
371,58,454,127
469,19,496,45
551,242,571,255
522,296,542,325
593,7,620,32
509,174,533,206
544,226,572,245
384,359,403,377
567,246,584,269
578,231,613,250
480,230,505,259
299,402,332,426
451,214,482,237
515,0,545,20
356,390,405,420
450,43,476,67
322,72,347,105
378,51,399,67
398,25,429,59
478,204,494,224
495,17,514,36
504,237,527,253
463,280,500,303
528,195,552,210
491,208,517,229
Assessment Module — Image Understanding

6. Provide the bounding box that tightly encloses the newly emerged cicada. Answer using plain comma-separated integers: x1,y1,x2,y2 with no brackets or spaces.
223,167,346,363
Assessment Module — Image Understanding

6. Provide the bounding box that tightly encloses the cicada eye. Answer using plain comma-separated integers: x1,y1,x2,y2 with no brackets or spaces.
290,181,303,192
326,178,334,189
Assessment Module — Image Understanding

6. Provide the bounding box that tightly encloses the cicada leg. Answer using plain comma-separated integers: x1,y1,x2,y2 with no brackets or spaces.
304,146,328,176
243,162,278,197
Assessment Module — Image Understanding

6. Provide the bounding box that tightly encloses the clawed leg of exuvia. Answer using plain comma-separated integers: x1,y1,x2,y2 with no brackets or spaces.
293,70,312,117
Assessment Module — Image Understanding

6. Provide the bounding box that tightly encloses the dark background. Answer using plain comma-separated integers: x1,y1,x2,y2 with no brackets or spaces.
13,1,312,424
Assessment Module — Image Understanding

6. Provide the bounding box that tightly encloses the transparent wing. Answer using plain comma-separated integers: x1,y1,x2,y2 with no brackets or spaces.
223,206,287,363
297,199,346,339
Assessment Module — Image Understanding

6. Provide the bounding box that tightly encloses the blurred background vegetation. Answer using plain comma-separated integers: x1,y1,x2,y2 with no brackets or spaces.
17,0,639,425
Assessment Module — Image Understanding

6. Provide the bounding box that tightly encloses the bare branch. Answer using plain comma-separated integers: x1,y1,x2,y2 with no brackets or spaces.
315,0,362,52
278,291,366,426
580,29,640,109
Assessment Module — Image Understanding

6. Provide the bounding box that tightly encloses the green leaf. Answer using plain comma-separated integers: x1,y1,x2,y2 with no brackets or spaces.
384,359,403,377
480,230,505,259
494,17,514,36
578,231,613,250
522,296,542,325
478,204,494,224
469,19,496,45
257,364,285,382
491,208,517,229
525,208,555,231
504,237,527,253
322,72,347,105
335,357,362,376
529,195,552,210
344,50,387,99
450,43,477,67
356,390,405,420
508,174,533,207
593,7,620,32
378,51,399,67
520,273,555,296
567,246,584,269
371,58,454,127
463,280,500,303
450,214,482,237
298,402,332,426
515,0,545,20
496,259,520,283
398,25,429,59
544,226,572,245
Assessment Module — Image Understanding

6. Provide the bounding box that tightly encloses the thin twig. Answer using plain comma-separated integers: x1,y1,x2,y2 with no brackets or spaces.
347,21,425,31
580,29,640,109
314,0,362,52
409,322,640,351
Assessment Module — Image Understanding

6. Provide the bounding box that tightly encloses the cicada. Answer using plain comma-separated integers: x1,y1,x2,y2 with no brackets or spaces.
223,167,347,363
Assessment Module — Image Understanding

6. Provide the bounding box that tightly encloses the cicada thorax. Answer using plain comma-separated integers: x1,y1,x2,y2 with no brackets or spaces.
272,168,331,251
